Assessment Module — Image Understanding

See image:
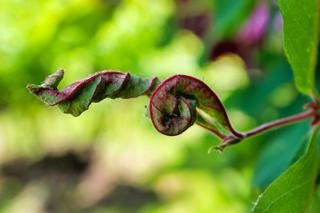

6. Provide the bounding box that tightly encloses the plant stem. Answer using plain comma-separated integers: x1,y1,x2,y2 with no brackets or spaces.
217,109,318,151
242,110,317,138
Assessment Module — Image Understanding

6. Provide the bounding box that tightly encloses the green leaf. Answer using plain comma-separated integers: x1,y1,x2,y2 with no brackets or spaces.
253,123,309,188
277,0,320,95
253,128,319,213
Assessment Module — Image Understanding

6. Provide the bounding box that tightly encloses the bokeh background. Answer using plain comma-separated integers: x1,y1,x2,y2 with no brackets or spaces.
1,0,319,212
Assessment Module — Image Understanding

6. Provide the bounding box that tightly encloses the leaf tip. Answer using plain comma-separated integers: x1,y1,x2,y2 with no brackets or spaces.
42,69,64,88
26,83,45,96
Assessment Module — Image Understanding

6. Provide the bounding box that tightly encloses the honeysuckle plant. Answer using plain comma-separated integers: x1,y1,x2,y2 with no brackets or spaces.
27,69,319,151
27,0,320,212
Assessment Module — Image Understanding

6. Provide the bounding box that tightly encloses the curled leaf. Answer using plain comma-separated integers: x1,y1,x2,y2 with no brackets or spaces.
27,69,160,116
149,75,241,138
28,70,241,143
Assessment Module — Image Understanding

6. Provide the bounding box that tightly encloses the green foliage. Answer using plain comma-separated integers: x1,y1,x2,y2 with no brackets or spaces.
253,128,319,213
278,0,320,95
253,123,308,188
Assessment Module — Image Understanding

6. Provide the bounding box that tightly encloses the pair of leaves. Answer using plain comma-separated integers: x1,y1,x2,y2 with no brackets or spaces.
27,70,241,141
278,0,320,95
253,128,319,212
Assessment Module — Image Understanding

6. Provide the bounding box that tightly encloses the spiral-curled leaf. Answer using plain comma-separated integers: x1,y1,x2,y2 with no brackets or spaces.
149,75,241,137
28,70,241,142
27,70,160,116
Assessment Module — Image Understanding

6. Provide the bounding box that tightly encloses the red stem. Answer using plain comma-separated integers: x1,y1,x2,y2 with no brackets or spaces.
242,110,317,138
216,109,318,151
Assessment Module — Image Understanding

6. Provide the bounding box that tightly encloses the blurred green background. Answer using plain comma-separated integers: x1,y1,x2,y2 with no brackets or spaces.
0,0,318,212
